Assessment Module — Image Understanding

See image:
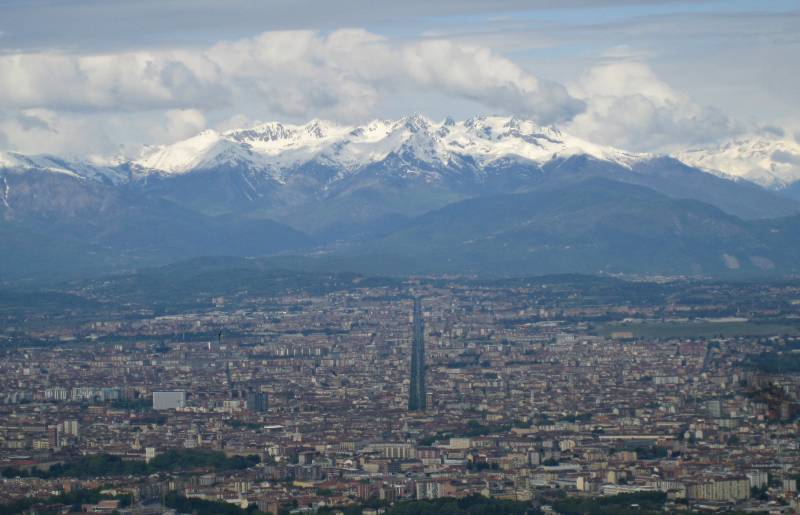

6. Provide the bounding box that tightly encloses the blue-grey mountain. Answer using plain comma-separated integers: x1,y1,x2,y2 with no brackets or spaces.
1,116,799,282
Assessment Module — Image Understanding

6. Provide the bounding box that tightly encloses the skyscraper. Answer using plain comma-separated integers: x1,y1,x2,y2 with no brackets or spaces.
408,298,426,411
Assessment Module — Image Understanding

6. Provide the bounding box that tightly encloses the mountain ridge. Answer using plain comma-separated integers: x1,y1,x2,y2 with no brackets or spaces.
4,117,799,195
343,177,790,277
2,116,800,282
678,136,800,191
1,115,642,185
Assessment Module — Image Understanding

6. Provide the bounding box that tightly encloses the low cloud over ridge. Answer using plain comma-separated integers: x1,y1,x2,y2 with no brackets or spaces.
0,29,580,121
0,28,757,156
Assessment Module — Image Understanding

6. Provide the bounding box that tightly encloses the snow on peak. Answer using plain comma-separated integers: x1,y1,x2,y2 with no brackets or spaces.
125,116,645,177
437,115,638,166
399,113,433,133
0,151,78,177
227,123,294,143
677,136,800,188
136,129,229,174
0,150,127,184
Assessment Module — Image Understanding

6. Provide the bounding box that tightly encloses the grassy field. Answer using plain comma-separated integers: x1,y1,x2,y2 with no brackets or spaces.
595,319,800,339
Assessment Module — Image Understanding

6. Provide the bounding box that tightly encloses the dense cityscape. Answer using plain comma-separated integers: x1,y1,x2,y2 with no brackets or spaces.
2,275,800,514
2,0,799,514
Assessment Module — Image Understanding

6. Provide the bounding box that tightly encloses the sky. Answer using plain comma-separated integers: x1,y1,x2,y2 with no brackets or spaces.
0,0,798,158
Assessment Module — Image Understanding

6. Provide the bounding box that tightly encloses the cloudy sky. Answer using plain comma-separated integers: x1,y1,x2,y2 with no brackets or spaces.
0,0,798,157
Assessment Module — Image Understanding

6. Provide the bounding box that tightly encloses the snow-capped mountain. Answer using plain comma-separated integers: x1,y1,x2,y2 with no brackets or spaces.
2,115,799,229
3,115,800,281
7,115,800,197
132,115,644,180
677,137,800,189
0,150,127,185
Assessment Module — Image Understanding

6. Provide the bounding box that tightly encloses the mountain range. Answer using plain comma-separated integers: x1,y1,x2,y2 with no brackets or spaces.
2,115,800,282
678,137,800,191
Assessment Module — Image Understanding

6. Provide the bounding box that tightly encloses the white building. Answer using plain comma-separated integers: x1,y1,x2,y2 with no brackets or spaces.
153,391,186,410
687,478,750,501
45,387,69,401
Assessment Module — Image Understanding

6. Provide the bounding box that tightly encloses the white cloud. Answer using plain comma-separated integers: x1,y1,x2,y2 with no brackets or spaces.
0,30,771,157
164,109,207,141
0,28,585,154
0,29,580,119
0,52,224,111
204,28,581,124
0,109,207,158
566,61,739,152
402,39,582,124
0,109,106,156
205,29,388,121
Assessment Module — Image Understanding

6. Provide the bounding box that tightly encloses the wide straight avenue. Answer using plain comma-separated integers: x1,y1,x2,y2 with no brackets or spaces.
408,298,427,412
